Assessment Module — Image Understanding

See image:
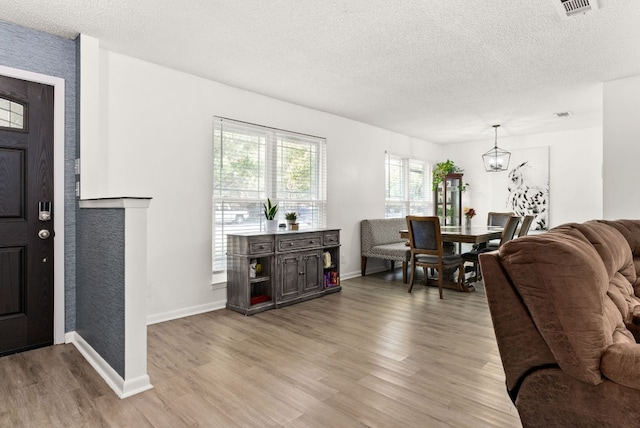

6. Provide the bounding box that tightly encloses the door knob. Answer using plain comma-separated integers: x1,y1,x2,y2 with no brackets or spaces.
38,229,51,240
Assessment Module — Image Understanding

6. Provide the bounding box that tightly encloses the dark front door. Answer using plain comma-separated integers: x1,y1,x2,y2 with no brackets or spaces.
0,74,54,356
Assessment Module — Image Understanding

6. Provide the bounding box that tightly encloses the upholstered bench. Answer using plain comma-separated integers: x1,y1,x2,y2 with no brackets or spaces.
361,218,411,283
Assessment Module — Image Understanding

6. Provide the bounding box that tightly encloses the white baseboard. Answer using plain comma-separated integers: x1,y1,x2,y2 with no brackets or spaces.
340,270,362,280
67,331,153,399
146,299,226,325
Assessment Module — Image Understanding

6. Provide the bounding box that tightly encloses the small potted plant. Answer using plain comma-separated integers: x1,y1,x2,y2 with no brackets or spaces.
285,212,298,230
263,198,279,232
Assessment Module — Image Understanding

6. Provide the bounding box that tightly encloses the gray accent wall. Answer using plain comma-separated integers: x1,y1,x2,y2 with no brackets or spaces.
0,19,78,331
76,208,126,377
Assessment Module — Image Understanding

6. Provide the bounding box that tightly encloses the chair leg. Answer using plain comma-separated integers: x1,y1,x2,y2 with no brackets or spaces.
437,267,444,299
458,261,465,291
361,256,367,277
468,260,482,281
402,261,407,284
408,259,416,293
464,260,479,282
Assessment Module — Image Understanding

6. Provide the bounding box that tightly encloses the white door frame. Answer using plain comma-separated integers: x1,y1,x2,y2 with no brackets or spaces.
0,64,66,345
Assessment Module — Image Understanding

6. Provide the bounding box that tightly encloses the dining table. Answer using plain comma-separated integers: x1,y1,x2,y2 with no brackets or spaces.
400,225,503,244
399,225,504,292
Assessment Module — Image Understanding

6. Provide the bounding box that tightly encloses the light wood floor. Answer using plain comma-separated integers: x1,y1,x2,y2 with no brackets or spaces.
0,271,522,427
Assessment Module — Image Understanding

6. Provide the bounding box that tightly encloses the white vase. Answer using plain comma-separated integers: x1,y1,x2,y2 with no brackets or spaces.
265,219,278,232
465,217,472,229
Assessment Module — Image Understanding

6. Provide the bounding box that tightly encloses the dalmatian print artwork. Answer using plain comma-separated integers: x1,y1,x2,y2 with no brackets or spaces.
507,161,548,230
496,146,549,231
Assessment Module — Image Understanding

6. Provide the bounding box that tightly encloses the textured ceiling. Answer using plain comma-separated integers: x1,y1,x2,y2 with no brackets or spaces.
2,0,640,144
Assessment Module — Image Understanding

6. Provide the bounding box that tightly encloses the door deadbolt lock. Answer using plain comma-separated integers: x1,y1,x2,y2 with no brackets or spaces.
39,201,52,221
38,229,51,240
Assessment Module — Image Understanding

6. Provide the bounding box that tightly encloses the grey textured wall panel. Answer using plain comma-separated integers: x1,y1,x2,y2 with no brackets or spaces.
76,208,125,377
0,19,78,331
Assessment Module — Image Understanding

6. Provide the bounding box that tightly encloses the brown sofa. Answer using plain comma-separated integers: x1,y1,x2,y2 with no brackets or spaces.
479,219,640,428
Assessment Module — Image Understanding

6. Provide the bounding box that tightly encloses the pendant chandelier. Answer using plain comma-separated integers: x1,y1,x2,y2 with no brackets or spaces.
482,124,510,172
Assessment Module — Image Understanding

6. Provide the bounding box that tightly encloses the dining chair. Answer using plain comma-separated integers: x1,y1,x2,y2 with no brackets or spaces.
479,211,516,249
462,215,522,282
406,216,464,299
518,214,535,237
483,214,533,250
487,211,515,227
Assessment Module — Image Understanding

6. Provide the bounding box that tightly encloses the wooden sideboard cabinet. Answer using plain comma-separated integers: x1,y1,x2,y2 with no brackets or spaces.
226,229,341,315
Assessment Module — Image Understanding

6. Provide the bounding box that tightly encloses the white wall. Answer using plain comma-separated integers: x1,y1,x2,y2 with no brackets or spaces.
443,127,603,228
87,48,441,321
603,74,640,219
84,40,616,322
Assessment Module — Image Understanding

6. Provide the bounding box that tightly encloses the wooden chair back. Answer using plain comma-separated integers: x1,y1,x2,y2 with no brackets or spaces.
518,215,535,237
500,216,522,246
406,216,442,256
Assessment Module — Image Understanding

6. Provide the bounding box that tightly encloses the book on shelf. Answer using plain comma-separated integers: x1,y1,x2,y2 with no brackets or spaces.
250,294,271,305
324,271,339,288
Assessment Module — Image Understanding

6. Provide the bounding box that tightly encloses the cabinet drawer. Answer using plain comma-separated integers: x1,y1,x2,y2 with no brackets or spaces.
278,236,322,252
324,232,340,246
249,241,274,254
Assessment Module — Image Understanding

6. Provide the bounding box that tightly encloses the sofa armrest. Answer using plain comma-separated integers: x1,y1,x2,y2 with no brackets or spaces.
601,342,640,390
517,367,640,427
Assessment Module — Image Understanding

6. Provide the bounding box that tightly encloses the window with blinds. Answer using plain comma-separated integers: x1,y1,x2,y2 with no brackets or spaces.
212,117,327,279
385,153,433,218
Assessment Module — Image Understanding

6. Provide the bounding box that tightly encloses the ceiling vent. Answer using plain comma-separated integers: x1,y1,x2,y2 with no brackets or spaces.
554,0,600,18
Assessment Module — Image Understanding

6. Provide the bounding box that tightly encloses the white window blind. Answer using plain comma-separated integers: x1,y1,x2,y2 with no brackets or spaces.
385,153,433,218
212,117,327,279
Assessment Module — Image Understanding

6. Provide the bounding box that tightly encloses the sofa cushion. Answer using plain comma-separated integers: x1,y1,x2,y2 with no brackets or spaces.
499,223,635,385
599,219,640,295
574,221,640,323
367,242,411,261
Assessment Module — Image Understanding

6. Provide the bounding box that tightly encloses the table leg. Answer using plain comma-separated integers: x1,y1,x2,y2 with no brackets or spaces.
424,242,470,292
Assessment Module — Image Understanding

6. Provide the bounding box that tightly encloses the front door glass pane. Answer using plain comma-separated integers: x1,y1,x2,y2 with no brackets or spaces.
0,97,26,130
